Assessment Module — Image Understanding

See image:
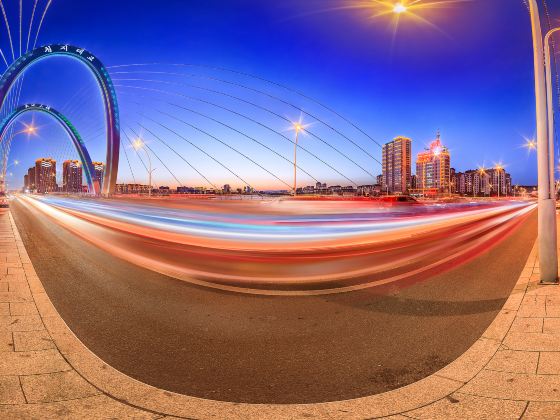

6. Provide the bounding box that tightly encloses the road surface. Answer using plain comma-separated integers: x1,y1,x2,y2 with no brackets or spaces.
10,197,537,404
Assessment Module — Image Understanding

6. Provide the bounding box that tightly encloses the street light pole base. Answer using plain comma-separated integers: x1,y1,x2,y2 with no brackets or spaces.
539,279,559,285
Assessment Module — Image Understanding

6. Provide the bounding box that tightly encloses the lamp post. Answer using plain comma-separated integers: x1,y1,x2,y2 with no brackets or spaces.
292,122,304,196
528,0,558,283
133,138,155,198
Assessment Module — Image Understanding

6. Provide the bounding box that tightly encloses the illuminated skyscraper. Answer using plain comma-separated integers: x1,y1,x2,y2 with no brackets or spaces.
35,158,57,193
63,160,83,193
382,136,411,194
416,132,451,194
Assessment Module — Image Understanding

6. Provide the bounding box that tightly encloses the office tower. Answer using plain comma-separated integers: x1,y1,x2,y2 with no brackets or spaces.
382,136,411,194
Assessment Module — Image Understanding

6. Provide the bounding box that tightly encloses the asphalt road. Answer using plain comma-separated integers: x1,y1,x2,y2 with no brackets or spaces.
11,198,537,404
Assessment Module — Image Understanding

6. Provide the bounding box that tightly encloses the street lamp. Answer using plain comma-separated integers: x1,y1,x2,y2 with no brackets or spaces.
133,138,155,198
528,0,558,283
291,121,305,196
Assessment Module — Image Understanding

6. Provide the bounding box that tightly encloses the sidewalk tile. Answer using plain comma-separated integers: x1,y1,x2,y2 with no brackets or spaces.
523,401,560,419
518,304,547,318
504,332,560,352
7,281,31,294
13,330,55,351
0,315,44,332
0,349,70,375
486,350,539,374
9,302,38,316
510,317,543,333
0,376,26,404
0,302,8,315
537,352,560,375
461,370,560,401
21,370,100,403
405,392,526,419
0,291,31,303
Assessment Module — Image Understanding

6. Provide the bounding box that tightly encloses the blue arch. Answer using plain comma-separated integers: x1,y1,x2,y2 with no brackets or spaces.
0,104,98,194
0,44,119,195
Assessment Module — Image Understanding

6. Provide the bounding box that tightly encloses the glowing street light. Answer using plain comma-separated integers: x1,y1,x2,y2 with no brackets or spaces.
393,3,407,14
524,138,537,151
25,125,36,135
133,138,155,198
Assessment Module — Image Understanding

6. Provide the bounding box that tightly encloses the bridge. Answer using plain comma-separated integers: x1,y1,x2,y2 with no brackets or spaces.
0,0,559,418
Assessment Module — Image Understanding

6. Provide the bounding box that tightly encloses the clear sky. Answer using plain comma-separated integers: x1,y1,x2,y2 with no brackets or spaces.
2,0,559,189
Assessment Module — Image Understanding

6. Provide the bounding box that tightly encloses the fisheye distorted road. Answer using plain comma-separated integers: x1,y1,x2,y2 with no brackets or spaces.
10,196,537,404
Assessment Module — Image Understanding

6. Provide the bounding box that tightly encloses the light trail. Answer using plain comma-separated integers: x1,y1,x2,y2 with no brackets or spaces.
16,195,536,296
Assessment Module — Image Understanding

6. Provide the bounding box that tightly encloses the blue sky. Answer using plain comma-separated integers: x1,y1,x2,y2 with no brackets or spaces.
1,0,559,189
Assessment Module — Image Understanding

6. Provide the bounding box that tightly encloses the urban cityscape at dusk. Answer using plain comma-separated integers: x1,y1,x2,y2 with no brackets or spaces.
0,1,559,419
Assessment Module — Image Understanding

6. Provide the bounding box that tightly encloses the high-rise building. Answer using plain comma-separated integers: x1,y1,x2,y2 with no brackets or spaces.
92,161,104,193
27,167,36,191
35,158,56,193
63,160,83,193
416,132,451,194
382,136,411,194
23,174,29,190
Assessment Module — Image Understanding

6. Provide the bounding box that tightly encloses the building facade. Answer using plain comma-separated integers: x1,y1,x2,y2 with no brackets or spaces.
455,168,512,196
62,160,83,193
382,136,411,194
415,132,450,194
26,167,36,191
92,161,104,192
35,158,57,193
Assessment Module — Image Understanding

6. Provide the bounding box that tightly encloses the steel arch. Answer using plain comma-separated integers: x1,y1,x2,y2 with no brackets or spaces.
0,44,119,195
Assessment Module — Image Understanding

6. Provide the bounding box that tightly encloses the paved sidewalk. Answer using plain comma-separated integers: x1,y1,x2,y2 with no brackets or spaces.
1,207,560,419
